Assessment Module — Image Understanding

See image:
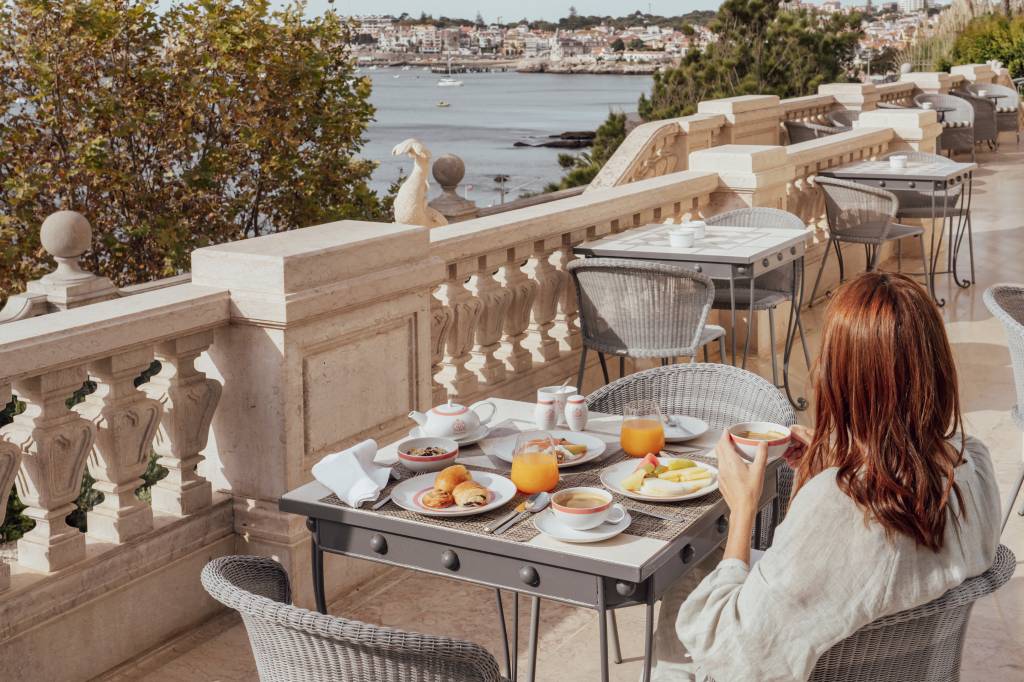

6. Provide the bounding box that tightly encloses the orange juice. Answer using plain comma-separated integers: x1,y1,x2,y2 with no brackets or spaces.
621,418,666,457
511,450,560,494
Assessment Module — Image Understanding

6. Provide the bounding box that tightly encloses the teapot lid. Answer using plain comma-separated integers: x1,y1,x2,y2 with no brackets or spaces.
431,400,468,416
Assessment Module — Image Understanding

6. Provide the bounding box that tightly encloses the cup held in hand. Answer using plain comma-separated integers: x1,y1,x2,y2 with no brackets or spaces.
728,422,792,462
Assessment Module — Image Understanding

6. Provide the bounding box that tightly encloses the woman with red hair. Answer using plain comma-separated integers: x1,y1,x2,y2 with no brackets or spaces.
653,272,1000,681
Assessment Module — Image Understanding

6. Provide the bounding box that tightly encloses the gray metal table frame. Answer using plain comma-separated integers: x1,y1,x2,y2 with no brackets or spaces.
574,224,810,410
280,462,782,682
818,161,977,307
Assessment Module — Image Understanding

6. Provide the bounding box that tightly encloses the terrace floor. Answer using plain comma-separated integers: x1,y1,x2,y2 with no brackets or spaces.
106,145,1024,682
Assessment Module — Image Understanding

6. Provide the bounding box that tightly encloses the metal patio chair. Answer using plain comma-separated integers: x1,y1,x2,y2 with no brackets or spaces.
826,109,859,129
201,555,507,682
966,82,1020,145
784,119,845,144
808,176,928,306
567,258,727,392
983,284,1024,529
915,93,975,160
952,89,998,151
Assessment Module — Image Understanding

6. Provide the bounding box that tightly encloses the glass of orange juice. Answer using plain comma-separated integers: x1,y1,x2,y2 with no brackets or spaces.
510,432,560,494
621,400,665,458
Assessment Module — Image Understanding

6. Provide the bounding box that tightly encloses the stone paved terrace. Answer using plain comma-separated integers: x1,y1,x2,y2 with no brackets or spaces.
100,147,1024,682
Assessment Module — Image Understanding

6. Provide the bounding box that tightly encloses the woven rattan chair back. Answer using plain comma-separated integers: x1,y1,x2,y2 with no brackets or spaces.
916,93,974,125
201,555,505,682
984,285,1024,429
952,89,998,144
816,175,898,243
567,258,715,359
827,110,859,128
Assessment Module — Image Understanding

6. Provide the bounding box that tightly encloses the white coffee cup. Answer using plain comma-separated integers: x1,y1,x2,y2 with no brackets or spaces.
978,89,989,97
889,155,908,170
551,487,626,530
921,101,934,110
669,228,696,248
682,220,706,239
538,385,575,424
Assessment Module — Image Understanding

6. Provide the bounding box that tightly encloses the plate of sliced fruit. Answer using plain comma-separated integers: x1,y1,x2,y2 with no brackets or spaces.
487,430,607,469
600,454,718,502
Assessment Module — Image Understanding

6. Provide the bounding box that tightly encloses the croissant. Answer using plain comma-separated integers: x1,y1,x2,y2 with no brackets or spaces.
434,464,471,493
452,480,489,507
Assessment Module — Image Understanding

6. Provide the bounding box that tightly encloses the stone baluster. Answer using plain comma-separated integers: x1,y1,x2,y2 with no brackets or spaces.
555,233,582,352
498,247,537,374
0,383,21,589
7,367,96,572
468,257,513,385
429,289,454,406
80,349,162,542
524,241,564,363
439,265,483,396
142,332,219,516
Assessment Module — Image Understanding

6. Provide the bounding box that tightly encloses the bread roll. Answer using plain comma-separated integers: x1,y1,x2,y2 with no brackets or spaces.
452,480,489,507
434,464,471,493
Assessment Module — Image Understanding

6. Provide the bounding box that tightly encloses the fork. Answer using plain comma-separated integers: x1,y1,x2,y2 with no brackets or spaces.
370,465,412,511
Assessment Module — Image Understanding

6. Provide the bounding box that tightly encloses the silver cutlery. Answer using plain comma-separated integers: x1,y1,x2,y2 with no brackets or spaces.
494,492,550,535
371,466,412,510
623,505,680,522
486,491,542,533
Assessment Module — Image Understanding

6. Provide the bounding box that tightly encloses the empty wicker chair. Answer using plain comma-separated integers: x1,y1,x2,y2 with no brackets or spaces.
567,258,727,391
704,207,812,384
967,82,1020,145
826,109,859,129
984,284,1024,529
784,120,844,144
201,555,507,682
808,177,928,306
706,545,1016,681
916,93,975,160
952,89,998,151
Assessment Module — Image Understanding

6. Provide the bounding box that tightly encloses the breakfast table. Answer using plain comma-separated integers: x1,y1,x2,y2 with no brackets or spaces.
280,398,784,682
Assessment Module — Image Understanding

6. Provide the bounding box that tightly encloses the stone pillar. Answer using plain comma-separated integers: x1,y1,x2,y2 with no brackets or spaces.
900,72,953,96
854,109,942,153
688,145,794,215
680,113,727,156
428,154,478,223
0,383,21,590
81,349,161,542
8,368,96,572
951,63,996,86
818,82,879,112
697,95,782,145
191,219,445,606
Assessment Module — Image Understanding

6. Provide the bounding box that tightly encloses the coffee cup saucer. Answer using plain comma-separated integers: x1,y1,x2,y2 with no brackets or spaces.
532,508,632,544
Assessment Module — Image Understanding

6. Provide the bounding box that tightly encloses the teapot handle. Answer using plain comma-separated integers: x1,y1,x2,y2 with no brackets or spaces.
469,400,497,426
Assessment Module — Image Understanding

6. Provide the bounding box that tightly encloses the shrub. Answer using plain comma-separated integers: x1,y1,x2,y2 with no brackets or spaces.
950,14,1024,77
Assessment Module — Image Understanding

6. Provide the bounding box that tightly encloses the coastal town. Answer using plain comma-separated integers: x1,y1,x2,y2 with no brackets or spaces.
350,4,950,75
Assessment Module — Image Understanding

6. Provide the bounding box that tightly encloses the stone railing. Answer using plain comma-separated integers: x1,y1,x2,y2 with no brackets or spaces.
876,81,917,107
780,93,836,123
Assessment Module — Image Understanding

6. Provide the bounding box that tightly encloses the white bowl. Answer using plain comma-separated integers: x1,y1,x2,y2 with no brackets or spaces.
669,228,696,248
889,155,908,170
728,422,792,462
396,437,459,473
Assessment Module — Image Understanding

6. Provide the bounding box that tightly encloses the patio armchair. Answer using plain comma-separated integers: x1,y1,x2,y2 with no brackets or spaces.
704,207,812,385
808,176,928,306
567,258,727,392
952,89,998,151
915,94,975,160
201,555,507,682
983,284,1024,529
826,109,859,129
966,82,1020,145
784,119,845,144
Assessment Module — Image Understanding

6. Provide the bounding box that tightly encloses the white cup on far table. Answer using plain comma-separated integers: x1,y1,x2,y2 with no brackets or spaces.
669,227,696,248
682,220,706,240
889,154,908,170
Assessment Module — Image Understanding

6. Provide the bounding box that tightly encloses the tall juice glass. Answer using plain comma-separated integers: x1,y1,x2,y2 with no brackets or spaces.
621,400,665,457
510,432,560,494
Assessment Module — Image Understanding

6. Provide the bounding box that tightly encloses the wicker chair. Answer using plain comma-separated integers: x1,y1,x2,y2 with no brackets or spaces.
784,120,845,144
952,89,998,150
201,555,507,682
704,208,812,384
966,82,1020,145
984,284,1024,529
915,94,975,160
705,544,1017,682
567,258,727,391
808,176,928,306
827,109,859,128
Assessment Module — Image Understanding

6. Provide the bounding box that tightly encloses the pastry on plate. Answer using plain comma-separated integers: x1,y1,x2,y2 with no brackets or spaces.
452,480,489,507
421,489,455,508
435,464,471,493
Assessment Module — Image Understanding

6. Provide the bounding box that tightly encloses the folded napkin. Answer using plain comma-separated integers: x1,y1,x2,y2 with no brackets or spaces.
312,439,392,508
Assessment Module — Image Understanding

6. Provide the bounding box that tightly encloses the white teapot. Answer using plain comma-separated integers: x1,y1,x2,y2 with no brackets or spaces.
408,400,497,438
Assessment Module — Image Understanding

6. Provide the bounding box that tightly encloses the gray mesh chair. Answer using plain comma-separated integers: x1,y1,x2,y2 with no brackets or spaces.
827,109,859,128
967,82,1020,145
705,208,812,385
705,544,1016,682
784,119,844,144
567,258,727,391
952,89,998,151
984,284,1024,528
916,93,975,160
809,176,928,306
201,555,506,682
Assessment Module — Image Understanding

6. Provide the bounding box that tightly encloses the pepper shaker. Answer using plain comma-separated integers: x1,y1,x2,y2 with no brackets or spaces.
534,396,557,430
565,394,588,431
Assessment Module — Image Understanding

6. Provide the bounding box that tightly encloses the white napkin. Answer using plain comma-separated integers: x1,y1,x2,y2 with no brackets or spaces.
312,439,391,508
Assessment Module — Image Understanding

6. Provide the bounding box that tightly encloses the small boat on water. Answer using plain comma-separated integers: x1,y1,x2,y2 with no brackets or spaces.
393,74,400,79
401,65,412,71
437,52,463,87
436,100,450,108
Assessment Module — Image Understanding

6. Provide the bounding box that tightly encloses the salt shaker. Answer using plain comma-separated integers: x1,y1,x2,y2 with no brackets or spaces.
534,396,557,430
565,394,588,431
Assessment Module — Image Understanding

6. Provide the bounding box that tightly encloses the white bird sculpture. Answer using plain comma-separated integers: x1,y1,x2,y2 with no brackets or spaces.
391,138,448,228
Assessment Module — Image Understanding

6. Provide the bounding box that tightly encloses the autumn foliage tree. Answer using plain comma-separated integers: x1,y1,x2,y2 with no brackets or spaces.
0,0,382,298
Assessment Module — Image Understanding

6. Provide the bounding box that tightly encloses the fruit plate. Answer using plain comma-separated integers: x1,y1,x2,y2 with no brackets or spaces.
600,456,718,502
390,471,516,517
486,430,607,469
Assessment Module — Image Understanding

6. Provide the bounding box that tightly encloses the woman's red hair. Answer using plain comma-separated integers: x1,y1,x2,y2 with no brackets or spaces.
795,272,964,551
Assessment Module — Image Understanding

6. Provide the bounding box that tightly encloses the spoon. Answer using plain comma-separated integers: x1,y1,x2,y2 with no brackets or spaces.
494,492,551,536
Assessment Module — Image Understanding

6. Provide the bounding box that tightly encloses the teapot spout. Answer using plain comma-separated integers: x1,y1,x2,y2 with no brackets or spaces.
408,410,428,427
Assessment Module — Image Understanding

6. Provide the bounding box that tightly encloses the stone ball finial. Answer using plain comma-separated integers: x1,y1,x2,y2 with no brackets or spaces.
433,154,466,191
40,210,92,259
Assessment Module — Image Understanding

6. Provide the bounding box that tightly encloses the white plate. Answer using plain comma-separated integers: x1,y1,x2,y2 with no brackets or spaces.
532,509,632,543
390,471,516,517
663,415,710,443
487,430,608,469
600,457,719,502
410,424,491,446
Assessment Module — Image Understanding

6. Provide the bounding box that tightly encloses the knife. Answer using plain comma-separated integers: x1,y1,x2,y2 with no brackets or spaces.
623,505,679,522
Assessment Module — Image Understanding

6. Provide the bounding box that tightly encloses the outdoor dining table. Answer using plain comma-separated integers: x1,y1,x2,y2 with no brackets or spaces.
280,398,784,682
818,158,978,307
573,223,810,410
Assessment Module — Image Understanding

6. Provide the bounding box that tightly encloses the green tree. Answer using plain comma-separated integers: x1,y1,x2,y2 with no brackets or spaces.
628,37,645,50
0,0,383,300
545,112,627,191
950,13,1024,77
611,37,625,51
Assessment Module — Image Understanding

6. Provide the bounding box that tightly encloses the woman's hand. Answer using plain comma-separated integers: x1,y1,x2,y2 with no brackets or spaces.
783,424,814,467
715,432,768,565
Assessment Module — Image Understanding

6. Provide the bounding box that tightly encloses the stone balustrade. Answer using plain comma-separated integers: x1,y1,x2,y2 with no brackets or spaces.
780,93,837,124
876,81,918,107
